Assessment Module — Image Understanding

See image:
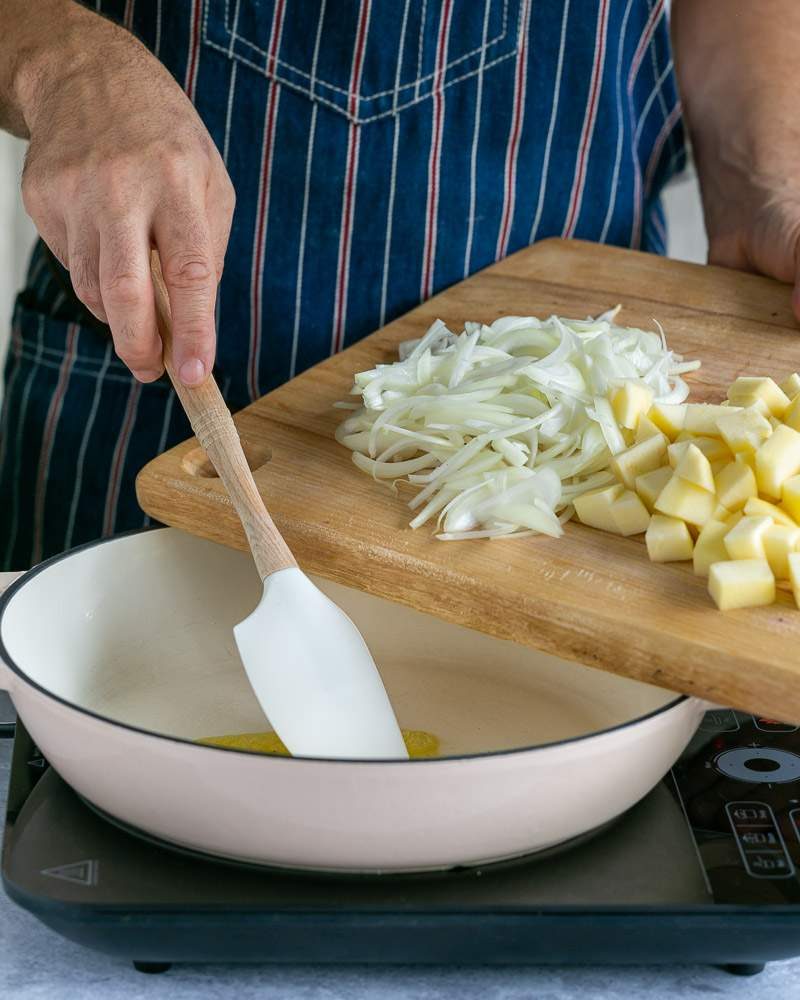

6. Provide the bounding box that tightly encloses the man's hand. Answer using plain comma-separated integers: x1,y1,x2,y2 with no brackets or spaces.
1,1,234,385
673,0,800,323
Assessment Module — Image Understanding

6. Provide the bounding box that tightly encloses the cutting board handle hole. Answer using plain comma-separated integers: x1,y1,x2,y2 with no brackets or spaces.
181,442,273,478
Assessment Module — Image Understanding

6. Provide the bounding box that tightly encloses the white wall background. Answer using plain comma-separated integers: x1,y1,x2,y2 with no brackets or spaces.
0,143,708,395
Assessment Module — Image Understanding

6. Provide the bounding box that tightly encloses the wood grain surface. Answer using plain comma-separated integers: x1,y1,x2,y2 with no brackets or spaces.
136,239,800,722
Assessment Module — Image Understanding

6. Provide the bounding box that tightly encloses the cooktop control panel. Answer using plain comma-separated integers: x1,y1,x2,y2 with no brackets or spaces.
671,710,800,903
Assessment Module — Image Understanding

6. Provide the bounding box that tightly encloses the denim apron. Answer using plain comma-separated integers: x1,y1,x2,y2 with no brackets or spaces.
0,0,684,569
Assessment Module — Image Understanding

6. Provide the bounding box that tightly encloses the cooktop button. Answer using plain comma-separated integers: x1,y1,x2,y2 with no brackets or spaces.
715,747,800,783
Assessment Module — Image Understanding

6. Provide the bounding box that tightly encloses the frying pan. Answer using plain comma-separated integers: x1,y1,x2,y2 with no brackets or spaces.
0,527,708,873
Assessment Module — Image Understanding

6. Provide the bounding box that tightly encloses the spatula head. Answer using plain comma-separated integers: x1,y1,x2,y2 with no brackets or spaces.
233,568,409,759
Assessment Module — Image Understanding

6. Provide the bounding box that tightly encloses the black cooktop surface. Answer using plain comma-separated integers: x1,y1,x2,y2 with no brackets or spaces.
3,710,800,974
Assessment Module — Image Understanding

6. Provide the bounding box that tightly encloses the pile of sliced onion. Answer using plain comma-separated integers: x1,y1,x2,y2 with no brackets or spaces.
335,309,699,541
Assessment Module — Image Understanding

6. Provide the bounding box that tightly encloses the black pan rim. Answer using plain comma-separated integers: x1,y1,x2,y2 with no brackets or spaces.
0,526,689,765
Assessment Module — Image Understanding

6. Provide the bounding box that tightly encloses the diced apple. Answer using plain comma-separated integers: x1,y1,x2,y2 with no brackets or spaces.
723,516,772,560
635,466,673,512
743,497,798,528
685,403,742,435
610,490,651,536
715,406,772,454
610,435,668,490
727,376,791,418
674,443,715,492
708,559,775,611
763,524,800,579
574,484,625,533
654,474,716,526
782,474,800,523
714,461,757,512
756,424,800,498
635,414,666,444
646,514,694,562
780,373,800,400
783,395,800,432
611,381,655,430
788,552,800,609
693,519,730,576
648,403,686,440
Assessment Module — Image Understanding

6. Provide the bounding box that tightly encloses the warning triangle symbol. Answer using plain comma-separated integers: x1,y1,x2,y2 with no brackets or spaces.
41,859,99,887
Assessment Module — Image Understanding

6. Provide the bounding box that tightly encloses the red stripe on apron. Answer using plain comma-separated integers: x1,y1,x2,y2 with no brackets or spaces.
562,0,610,239
420,0,455,300
32,323,79,563
247,0,288,399
643,100,682,197
332,0,373,355
184,0,203,102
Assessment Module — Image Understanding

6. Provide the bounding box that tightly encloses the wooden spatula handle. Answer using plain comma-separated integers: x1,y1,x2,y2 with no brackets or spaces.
150,251,296,579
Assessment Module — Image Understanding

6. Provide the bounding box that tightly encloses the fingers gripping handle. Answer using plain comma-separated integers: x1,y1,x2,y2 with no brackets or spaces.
150,252,296,579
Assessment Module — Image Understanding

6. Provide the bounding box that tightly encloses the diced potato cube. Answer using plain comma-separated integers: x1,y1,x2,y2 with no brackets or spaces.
788,552,800,609
756,424,800,498
725,509,744,530
743,497,798,528
635,466,673,513
735,451,757,472
610,435,668,490
782,474,800,523
574,484,625,533
634,414,666,444
654,474,716,526
763,524,800,579
712,502,731,521
715,406,772,454
708,559,775,611
611,381,655,430
714,461,757,512
783,395,800,432
610,490,651,536
780,373,800,400
668,436,731,469
693,519,730,576
648,403,687,440
685,403,742,435
674,430,695,442
674,443,715,492
723,516,772,560
710,459,729,476
727,377,791,418
646,514,693,562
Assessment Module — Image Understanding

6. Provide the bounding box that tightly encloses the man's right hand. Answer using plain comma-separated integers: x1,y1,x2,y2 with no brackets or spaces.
1,0,234,386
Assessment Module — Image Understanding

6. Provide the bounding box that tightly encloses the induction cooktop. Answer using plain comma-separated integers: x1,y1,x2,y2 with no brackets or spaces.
3,708,800,975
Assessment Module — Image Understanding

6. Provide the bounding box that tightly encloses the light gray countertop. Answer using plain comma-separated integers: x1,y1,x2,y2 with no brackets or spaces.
0,737,798,999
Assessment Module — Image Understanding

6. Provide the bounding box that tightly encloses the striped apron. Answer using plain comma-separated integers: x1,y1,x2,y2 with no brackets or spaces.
0,0,684,570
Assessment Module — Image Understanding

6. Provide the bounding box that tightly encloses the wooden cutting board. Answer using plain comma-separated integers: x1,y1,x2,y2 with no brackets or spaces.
136,238,800,723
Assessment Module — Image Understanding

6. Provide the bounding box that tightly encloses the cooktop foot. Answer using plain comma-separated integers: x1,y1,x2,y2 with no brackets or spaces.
133,961,172,974
720,963,765,976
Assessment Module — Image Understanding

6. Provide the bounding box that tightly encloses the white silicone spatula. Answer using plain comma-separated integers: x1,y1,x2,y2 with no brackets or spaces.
150,253,408,760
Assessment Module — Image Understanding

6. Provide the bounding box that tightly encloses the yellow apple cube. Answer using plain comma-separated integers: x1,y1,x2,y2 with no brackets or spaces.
727,376,791,418
714,461,757,512
763,524,800,579
674,443,715,492
782,395,800,432
646,514,694,562
648,403,687,440
635,466,673,512
635,414,666,444
743,497,798,528
781,475,800,523
715,406,773,455
708,559,775,611
611,381,655,430
610,435,667,490
780,373,800,400
685,403,742,435
574,484,625,533
654,474,716,526
723,516,772,560
693,519,730,576
610,490,651,536
756,424,800,498
788,552,800,609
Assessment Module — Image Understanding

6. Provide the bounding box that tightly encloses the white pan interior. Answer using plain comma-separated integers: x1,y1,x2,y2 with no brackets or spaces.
1,529,679,756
